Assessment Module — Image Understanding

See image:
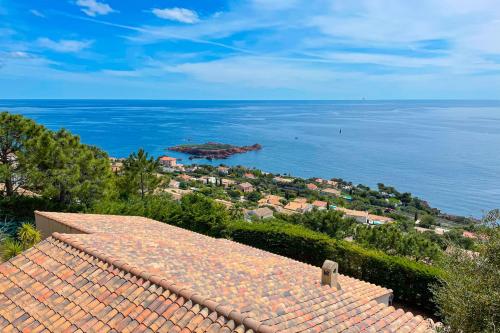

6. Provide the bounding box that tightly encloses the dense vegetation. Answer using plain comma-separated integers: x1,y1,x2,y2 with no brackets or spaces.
275,210,442,261
0,112,498,330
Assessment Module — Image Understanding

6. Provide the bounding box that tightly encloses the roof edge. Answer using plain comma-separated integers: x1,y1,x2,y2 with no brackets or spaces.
51,232,276,333
35,211,92,234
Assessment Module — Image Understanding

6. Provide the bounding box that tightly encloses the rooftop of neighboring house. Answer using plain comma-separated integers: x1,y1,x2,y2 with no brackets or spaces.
247,207,274,219
284,201,311,212
258,194,283,206
367,214,394,223
0,212,435,332
312,200,328,208
336,207,369,218
273,176,294,183
306,183,318,190
238,182,253,188
321,188,341,195
160,156,177,161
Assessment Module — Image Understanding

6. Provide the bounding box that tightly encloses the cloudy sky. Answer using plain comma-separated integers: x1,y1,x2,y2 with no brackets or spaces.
0,0,499,99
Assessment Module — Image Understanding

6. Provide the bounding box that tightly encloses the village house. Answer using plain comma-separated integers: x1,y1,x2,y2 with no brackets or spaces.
336,207,369,223
217,166,230,175
258,194,284,207
321,187,341,197
245,207,274,221
159,155,177,168
326,179,339,187
244,172,256,179
221,178,236,188
336,207,394,225
312,200,328,210
0,211,434,332
367,213,394,225
273,176,294,183
238,182,254,192
200,175,217,185
306,183,318,190
285,199,313,213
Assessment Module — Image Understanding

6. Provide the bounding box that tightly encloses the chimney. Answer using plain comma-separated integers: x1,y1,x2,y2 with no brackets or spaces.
321,260,341,289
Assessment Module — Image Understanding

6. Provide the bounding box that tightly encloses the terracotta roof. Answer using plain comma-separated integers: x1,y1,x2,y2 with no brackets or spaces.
306,184,318,190
160,156,176,161
0,212,435,332
0,234,257,333
312,200,328,208
336,207,369,218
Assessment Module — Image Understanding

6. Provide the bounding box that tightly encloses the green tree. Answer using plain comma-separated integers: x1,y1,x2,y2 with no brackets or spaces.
120,149,160,199
171,193,229,236
26,129,114,208
0,112,44,196
432,210,499,333
419,214,435,228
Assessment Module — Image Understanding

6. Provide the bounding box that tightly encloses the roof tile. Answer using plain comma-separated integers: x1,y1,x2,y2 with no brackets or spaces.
0,212,435,332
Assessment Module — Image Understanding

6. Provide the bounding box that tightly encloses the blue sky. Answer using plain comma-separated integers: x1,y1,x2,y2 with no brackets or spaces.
0,0,499,99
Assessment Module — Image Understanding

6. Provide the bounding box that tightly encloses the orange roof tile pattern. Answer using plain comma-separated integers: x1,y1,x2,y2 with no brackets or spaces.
0,235,255,333
0,212,435,332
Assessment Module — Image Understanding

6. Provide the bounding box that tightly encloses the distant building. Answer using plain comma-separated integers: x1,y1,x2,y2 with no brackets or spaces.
273,176,294,184
200,176,217,185
336,207,394,225
434,227,449,235
221,178,236,188
258,194,284,207
312,200,328,210
284,200,313,213
321,188,341,197
217,166,230,175
367,213,394,225
462,231,478,239
306,183,318,190
238,182,254,193
245,207,274,221
244,173,256,179
159,156,177,168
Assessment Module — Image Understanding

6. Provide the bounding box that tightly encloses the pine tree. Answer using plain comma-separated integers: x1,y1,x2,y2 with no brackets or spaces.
0,112,44,196
120,149,160,200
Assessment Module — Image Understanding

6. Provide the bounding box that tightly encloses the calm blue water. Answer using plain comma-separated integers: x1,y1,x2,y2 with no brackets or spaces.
1,99,499,217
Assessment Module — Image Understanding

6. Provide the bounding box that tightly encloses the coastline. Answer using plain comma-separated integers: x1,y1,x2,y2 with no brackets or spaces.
2,99,499,217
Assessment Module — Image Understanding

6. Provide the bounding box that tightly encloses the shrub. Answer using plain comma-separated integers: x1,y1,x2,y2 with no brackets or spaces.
226,221,443,315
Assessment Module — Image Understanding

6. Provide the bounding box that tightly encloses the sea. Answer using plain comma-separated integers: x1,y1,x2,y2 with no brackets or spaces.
1,99,499,218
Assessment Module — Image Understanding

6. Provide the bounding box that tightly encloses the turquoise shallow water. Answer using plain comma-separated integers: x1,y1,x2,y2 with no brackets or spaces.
1,99,499,217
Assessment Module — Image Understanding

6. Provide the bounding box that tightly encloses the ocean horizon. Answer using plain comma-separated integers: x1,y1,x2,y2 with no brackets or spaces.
2,99,499,217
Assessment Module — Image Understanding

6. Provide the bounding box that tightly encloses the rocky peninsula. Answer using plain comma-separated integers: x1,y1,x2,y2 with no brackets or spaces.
168,142,262,159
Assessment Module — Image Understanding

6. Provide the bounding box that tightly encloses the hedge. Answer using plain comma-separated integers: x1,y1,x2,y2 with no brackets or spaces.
226,221,443,316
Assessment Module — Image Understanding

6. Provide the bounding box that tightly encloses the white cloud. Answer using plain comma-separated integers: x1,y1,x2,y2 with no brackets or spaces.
152,8,199,24
76,0,114,17
30,9,45,18
37,37,93,53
